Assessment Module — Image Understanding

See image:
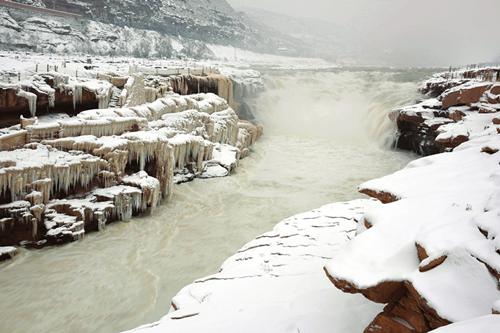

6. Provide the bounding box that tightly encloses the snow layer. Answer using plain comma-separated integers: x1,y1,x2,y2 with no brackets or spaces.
0,246,18,256
327,123,500,323
123,200,384,333
428,315,500,333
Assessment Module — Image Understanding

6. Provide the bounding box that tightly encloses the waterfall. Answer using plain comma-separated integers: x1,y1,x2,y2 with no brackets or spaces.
249,68,426,147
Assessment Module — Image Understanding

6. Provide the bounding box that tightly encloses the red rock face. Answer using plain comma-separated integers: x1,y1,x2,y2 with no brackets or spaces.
325,264,452,333
488,85,500,104
441,85,489,109
324,267,407,304
325,195,456,333
490,86,500,95
363,282,452,333
435,134,469,149
359,188,399,204
419,79,468,98
364,312,417,333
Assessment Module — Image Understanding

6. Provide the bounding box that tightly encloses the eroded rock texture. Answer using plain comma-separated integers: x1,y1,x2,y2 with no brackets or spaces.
393,68,500,156
0,71,262,257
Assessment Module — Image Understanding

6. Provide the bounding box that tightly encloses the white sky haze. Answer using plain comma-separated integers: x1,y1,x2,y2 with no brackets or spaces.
227,0,500,66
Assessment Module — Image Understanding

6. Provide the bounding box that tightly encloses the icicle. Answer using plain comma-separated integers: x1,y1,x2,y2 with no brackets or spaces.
116,193,132,221
48,89,55,108
145,87,157,103
196,143,204,175
16,89,37,117
96,211,106,231
73,84,83,110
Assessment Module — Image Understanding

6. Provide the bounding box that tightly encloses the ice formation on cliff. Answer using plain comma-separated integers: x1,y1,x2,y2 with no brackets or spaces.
0,73,262,249
16,88,37,117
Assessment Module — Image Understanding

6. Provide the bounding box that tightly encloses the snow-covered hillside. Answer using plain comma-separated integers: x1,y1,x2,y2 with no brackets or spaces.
0,0,313,59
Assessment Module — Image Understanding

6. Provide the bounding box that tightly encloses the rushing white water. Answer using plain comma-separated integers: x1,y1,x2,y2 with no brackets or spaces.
0,67,434,333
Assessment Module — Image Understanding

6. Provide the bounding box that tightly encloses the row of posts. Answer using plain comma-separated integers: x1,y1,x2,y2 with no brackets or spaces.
134,65,218,76
5,63,78,83
446,64,500,82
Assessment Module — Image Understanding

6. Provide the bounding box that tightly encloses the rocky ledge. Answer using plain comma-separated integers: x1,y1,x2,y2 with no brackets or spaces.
326,97,500,331
0,69,262,258
393,67,500,156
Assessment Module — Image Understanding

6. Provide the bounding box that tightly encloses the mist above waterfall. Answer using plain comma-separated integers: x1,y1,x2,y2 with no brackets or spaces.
250,68,431,146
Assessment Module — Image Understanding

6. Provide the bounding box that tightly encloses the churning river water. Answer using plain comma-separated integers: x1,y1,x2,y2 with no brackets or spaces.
0,67,438,333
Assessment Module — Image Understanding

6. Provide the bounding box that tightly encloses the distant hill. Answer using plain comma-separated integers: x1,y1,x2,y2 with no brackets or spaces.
0,0,313,59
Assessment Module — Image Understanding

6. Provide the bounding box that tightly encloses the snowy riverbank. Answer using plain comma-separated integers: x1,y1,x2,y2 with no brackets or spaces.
124,69,500,333
124,199,385,333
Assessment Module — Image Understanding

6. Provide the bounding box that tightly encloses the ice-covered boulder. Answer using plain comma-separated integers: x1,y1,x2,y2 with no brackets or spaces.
0,246,18,261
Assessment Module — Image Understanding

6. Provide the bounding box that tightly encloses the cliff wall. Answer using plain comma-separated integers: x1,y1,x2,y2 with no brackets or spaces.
0,70,262,260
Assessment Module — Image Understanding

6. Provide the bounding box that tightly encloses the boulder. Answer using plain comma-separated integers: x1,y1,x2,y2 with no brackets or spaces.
324,267,407,304
441,84,489,109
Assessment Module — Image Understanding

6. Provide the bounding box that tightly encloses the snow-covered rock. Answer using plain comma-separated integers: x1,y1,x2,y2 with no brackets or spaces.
326,121,500,332
0,71,262,254
428,315,500,333
123,200,384,333
0,246,18,261
394,68,500,156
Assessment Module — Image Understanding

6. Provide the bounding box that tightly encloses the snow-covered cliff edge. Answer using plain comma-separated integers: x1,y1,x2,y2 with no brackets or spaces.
0,61,262,258
325,70,500,332
393,67,500,156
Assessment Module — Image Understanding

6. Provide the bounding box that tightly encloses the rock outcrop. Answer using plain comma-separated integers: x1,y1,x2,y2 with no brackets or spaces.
326,120,500,332
0,70,237,124
393,68,500,156
0,70,263,257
